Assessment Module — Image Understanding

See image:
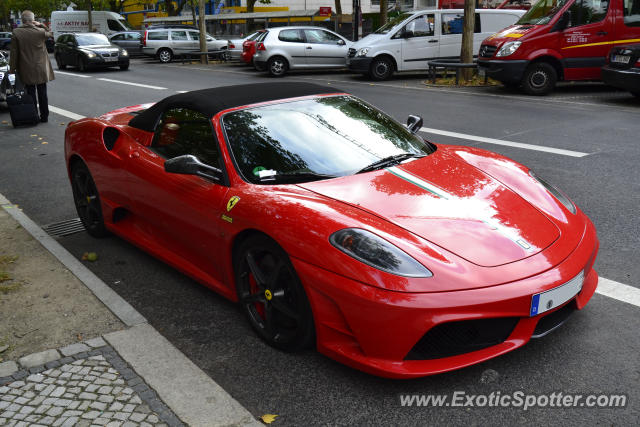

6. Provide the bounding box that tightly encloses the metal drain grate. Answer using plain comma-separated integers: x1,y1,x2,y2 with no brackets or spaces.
42,217,86,237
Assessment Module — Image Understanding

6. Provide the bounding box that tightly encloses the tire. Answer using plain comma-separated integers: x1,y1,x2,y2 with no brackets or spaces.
78,57,87,72
521,62,557,96
119,63,129,71
55,55,66,70
267,56,288,77
234,234,315,351
70,161,109,238
631,91,640,98
157,48,173,63
369,56,394,81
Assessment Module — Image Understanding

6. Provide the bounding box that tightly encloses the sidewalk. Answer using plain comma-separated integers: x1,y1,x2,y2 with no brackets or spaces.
0,192,260,427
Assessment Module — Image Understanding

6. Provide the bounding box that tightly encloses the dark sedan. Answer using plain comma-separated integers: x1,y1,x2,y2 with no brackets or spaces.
108,31,143,56
54,32,130,71
0,31,11,50
602,44,640,98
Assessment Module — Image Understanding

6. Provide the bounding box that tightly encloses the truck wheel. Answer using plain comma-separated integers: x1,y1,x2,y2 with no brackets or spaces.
522,62,557,96
370,57,393,81
158,48,173,63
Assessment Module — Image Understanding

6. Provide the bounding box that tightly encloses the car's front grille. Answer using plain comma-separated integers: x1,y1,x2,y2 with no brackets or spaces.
405,317,519,360
101,52,118,58
479,44,497,58
532,300,576,338
348,48,356,58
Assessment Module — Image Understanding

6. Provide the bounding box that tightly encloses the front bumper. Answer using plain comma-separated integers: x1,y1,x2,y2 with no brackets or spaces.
347,56,373,73
86,56,129,68
477,59,529,84
294,220,599,378
601,66,640,92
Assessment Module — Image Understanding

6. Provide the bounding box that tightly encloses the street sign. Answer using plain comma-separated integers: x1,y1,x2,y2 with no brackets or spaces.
319,7,332,16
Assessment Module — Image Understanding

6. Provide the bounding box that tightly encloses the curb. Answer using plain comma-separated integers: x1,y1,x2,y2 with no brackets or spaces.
0,193,260,427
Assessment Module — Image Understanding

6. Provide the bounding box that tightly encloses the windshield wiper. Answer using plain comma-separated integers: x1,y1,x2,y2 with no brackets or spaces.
356,153,423,174
257,171,337,184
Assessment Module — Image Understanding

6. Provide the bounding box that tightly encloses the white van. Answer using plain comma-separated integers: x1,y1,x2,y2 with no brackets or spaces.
51,11,132,40
347,9,525,80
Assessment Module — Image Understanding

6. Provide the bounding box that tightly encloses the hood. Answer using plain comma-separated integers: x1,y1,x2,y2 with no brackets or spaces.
351,33,388,50
82,44,119,51
483,24,539,46
299,151,560,267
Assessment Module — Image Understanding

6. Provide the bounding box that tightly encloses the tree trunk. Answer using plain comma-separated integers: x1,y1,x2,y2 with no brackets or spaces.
380,0,388,26
199,0,208,64
88,1,93,32
191,0,197,26
335,0,342,15
460,0,475,81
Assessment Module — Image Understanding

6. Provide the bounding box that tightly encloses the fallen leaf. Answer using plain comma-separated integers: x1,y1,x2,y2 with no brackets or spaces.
30,134,37,137
82,252,89,260
2,121,8,124
42,142,48,144
77,334,83,341
38,137,43,140
60,123,65,125
260,414,278,424
87,252,98,262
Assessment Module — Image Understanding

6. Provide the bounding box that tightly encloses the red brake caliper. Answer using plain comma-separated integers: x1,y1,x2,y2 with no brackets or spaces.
249,274,265,319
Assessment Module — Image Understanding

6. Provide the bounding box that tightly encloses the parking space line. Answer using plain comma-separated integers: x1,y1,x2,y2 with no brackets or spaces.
55,71,91,78
596,278,640,308
96,78,167,90
420,127,590,158
49,105,85,121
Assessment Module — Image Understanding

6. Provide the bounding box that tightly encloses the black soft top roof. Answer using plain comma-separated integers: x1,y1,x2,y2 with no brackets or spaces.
128,82,342,132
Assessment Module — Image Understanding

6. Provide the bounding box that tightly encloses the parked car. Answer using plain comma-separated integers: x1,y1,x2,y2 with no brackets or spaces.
477,0,640,95
64,82,599,378
0,32,12,50
241,30,266,65
226,31,262,62
54,33,130,71
142,27,227,63
602,44,640,98
0,52,15,105
253,26,352,77
109,31,144,56
348,9,525,81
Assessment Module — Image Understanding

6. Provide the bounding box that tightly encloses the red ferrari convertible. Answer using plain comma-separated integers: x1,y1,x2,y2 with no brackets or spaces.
64,82,599,378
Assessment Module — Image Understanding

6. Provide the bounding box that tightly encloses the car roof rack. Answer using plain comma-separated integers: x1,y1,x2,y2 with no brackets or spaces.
147,24,197,30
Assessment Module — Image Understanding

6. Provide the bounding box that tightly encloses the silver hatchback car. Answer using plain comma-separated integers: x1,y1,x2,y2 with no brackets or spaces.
253,26,352,77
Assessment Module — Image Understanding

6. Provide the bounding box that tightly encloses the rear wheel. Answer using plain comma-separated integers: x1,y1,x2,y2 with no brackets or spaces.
235,234,315,351
267,56,288,77
70,162,109,238
521,62,557,96
370,56,394,81
157,48,173,63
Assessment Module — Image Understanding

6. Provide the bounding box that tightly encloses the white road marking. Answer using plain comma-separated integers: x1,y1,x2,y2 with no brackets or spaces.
55,71,91,78
49,105,86,121
595,278,640,308
96,78,167,90
420,127,590,158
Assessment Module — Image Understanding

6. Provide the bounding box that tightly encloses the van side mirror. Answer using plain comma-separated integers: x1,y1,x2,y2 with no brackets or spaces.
406,115,423,134
403,29,414,38
164,154,223,183
551,11,571,32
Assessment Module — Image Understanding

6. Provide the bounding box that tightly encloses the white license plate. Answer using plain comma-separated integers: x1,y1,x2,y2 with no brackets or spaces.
530,271,584,317
104,56,117,62
611,54,631,64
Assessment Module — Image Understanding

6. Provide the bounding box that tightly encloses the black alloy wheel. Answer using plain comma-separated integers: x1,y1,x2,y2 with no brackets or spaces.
370,56,394,81
267,56,288,77
70,162,109,238
522,62,557,96
235,234,315,351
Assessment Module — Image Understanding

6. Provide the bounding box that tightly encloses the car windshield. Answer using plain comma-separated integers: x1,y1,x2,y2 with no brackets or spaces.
517,0,571,25
76,34,110,45
374,13,413,34
222,95,435,184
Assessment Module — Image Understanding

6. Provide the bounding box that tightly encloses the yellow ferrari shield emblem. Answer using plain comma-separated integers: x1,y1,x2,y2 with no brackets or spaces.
265,289,273,301
226,196,240,212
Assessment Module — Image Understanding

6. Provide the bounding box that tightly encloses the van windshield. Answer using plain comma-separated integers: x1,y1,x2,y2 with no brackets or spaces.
516,0,571,25
374,13,412,34
119,19,133,31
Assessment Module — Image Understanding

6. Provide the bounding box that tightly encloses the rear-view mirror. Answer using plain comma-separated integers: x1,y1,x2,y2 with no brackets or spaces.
406,115,423,134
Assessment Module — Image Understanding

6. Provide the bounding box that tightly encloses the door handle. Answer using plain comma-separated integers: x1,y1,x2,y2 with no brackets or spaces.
597,31,608,36
306,46,312,49
428,40,438,43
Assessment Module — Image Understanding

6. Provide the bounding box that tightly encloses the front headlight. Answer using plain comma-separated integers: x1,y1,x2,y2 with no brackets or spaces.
330,228,432,277
120,49,128,56
496,41,521,57
529,170,576,214
84,51,96,58
356,47,370,57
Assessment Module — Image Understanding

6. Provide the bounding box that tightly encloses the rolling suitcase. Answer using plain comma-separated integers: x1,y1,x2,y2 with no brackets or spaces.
6,75,39,127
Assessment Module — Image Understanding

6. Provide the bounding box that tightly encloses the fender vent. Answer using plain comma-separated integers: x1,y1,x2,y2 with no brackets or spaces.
103,127,120,151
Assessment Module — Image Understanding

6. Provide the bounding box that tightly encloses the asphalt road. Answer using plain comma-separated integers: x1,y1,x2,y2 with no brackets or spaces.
0,57,638,426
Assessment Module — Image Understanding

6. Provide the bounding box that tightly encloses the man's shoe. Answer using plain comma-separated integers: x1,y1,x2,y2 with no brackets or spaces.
40,116,48,123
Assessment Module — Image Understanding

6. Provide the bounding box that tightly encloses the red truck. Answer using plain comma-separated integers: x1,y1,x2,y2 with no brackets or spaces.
477,0,640,94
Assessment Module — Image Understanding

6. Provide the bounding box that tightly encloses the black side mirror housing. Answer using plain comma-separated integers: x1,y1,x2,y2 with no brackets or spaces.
406,115,423,134
403,29,414,38
67,41,75,47
164,154,223,183
551,11,571,32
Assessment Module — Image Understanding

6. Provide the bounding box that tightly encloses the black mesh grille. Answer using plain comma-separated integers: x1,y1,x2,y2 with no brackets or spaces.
479,45,497,58
348,48,356,58
532,301,576,338
405,317,519,360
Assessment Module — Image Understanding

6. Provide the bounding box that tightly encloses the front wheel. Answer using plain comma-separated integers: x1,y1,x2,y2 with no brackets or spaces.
370,57,394,81
120,63,129,71
77,57,87,72
70,162,109,238
235,234,315,351
521,62,557,96
267,56,288,77
55,54,66,70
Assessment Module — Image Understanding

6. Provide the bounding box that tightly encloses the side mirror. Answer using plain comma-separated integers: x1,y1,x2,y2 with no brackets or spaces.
406,115,423,134
67,41,75,47
164,154,223,183
551,11,571,32
337,39,345,46
403,29,414,38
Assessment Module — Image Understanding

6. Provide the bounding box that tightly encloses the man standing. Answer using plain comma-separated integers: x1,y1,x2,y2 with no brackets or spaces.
9,10,55,123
